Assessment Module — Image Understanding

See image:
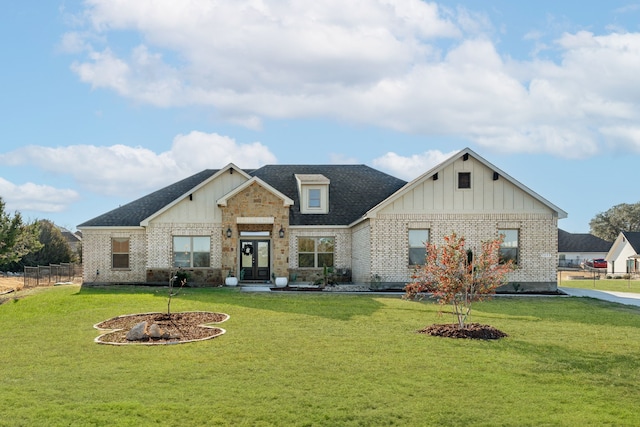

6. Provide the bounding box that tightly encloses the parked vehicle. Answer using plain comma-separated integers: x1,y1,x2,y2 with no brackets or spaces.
586,259,607,269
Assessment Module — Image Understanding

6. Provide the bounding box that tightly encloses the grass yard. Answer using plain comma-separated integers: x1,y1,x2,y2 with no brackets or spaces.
1,285,640,426
559,274,640,293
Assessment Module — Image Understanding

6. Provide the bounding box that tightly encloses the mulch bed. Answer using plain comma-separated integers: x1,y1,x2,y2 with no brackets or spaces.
94,311,229,345
418,323,508,340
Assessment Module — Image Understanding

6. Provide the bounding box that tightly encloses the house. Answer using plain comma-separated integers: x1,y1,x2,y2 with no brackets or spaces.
59,227,82,256
78,148,567,292
605,231,640,275
557,229,612,268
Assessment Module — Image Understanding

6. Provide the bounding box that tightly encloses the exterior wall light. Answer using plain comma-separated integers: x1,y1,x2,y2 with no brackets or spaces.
279,227,285,238
226,227,232,238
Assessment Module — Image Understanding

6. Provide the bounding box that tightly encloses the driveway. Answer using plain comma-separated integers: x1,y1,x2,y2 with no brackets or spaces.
559,287,640,307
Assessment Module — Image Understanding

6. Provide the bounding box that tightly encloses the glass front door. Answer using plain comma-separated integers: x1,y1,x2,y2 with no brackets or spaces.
240,240,270,281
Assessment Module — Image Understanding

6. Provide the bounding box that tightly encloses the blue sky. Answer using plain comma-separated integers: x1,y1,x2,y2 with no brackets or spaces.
2,1,640,234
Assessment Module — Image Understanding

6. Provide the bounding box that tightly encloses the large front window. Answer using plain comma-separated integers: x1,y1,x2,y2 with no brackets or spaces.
112,238,129,269
173,236,211,268
499,229,519,265
408,229,429,265
298,237,334,268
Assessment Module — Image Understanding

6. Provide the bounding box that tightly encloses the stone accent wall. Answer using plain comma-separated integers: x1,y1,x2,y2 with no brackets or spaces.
370,213,559,291
220,182,290,278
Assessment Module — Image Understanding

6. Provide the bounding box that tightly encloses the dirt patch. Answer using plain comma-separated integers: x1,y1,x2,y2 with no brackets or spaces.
418,323,508,340
94,311,229,345
0,276,24,293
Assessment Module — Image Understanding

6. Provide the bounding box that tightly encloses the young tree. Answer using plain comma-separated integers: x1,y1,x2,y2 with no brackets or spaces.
0,197,42,268
404,232,514,328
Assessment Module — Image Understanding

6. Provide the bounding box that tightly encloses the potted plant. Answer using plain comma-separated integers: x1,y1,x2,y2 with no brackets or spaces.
225,270,238,287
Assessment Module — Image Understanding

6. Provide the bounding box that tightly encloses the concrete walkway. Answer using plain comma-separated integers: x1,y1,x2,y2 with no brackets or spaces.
559,287,640,307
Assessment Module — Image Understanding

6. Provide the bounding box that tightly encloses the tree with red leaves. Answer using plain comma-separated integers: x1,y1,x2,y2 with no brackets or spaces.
404,232,514,328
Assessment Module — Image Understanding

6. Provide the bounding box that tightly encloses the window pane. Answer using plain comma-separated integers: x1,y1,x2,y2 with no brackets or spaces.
192,237,210,252
317,237,334,253
193,251,210,267
408,230,428,248
318,253,334,267
258,242,269,268
298,253,315,267
498,229,519,265
409,248,426,265
499,229,518,247
500,248,518,264
112,254,129,269
298,238,315,252
458,172,471,189
112,238,129,253
173,237,191,253
173,252,190,268
308,189,321,208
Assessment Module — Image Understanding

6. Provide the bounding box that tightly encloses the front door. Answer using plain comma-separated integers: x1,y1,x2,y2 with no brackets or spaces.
240,240,270,282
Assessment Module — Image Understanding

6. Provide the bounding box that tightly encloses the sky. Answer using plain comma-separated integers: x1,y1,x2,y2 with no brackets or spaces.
2,1,640,234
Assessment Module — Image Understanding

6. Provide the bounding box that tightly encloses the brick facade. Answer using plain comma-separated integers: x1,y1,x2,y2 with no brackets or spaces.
367,212,558,291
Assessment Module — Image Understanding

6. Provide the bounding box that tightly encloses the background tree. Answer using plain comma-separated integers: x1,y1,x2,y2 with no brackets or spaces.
589,202,640,242
0,197,42,269
404,232,514,328
18,220,77,268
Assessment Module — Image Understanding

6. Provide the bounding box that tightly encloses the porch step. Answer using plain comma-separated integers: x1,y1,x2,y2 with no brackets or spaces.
241,285,272,292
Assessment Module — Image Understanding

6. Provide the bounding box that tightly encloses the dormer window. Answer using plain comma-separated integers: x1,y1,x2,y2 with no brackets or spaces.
296,174,330,214
308,189,321,208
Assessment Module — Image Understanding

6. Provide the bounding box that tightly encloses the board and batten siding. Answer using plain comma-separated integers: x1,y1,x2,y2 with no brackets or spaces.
150,171,248,224
369,155,560,290
384,156,550,215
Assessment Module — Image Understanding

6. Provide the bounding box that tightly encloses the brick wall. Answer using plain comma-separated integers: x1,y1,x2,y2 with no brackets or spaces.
370,212,559,290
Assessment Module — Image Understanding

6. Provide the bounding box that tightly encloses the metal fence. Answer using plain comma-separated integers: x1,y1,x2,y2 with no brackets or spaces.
23,263,82,289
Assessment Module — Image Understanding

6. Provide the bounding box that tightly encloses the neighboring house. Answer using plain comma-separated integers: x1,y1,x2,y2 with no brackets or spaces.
59,227,83,255
78,148,567,292
605,231,640,275
557,229,612,268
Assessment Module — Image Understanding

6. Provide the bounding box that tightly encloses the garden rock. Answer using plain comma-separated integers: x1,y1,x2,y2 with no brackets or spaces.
126,321,150,341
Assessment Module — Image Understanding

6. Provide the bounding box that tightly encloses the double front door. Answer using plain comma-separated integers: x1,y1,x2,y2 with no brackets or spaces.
240,240,270,282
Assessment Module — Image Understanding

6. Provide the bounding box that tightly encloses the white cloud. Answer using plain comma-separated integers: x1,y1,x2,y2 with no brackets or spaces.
0,177,80,213
372,149,459,181
0,132,277,197
63,1,640,157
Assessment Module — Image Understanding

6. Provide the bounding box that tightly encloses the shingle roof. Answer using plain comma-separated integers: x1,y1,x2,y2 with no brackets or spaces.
78,169,219,227
250,164,406,225
558,229,612,252
78,165,406,227
621,231,640,253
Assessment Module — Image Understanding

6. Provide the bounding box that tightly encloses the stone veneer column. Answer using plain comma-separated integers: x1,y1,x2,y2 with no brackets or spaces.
220,182,290,278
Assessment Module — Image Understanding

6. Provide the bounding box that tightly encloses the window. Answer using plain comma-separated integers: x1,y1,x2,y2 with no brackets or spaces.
308,189,321,208
112,238,130,269
298,237,334,268
458,172,471,189
296,174,330,214
408,229,429,265
498,229,519,265
173,236,211,268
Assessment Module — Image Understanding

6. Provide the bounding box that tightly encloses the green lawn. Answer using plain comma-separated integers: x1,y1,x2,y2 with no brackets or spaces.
559,276,640,293
2,285,640,426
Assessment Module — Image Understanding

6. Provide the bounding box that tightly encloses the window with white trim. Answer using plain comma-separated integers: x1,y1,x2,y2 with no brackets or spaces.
112,238,130,269
498,229,519,265
298,237,334,268
408,229,429,265
173,236,211,268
